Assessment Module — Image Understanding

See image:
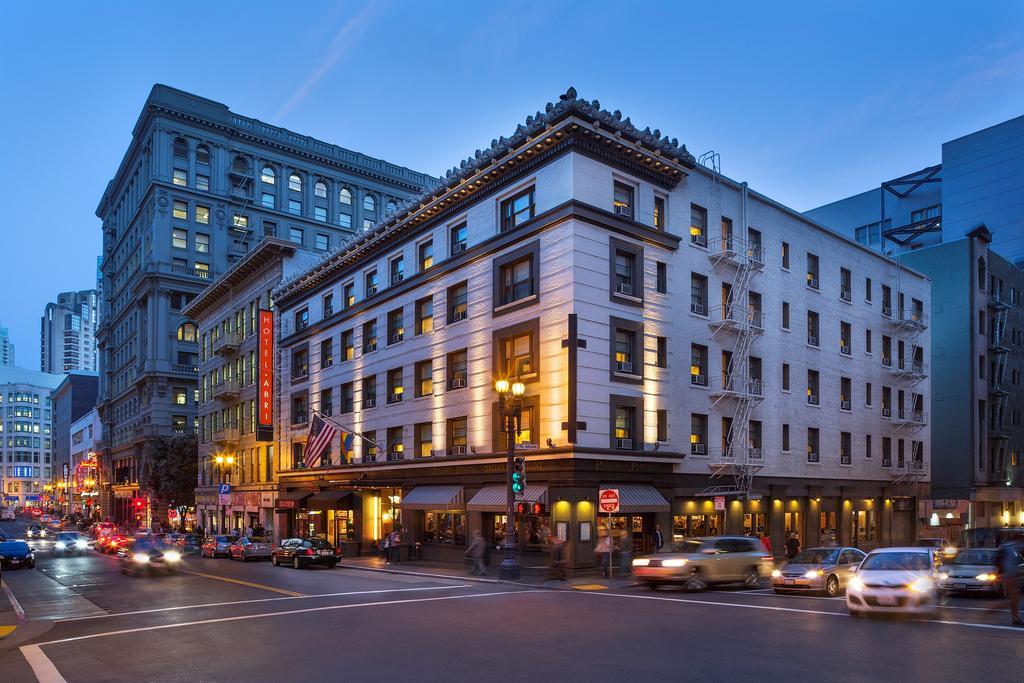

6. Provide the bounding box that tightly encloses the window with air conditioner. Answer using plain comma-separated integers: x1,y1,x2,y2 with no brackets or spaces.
806,253,819,290
447,417,468,455
390,256,404,285
388,308,404,345
362,320,378,353
612,401,638,450
690,204,708,246
415,360,433,397
690,344,708,386
448,281,469,323
609,237,643,303
362,376,377,408
450,222,468,255
610,317,643,381
613,181,634,218
365,270,379,297
448,349,468,390
690,273,708,315
690,413,708,455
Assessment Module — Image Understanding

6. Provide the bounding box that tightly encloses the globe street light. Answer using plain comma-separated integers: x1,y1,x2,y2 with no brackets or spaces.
495,378,526,580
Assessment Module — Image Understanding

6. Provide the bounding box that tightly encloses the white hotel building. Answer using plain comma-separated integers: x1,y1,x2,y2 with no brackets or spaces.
267,89,931,569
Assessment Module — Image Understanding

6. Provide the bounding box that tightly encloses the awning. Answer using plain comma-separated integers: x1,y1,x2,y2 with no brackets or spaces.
307,490,353,511
400,485,464,511
467,485,548,512
601,485,670,513
277,489,315,503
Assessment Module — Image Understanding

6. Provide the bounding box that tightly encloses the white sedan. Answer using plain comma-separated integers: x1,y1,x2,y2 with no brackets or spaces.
846,547,939,617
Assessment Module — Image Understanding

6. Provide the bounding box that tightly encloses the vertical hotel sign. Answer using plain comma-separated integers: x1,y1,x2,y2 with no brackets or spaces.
256,309,275,442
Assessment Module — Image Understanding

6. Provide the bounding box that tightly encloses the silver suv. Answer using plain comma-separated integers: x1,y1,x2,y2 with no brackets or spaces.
632,536,774,591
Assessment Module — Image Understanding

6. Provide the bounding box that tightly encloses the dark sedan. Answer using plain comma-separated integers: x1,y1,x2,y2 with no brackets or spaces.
0,540,35,569
271,538,342,569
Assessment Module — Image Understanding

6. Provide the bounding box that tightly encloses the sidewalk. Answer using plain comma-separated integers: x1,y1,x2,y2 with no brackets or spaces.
337,556,639,591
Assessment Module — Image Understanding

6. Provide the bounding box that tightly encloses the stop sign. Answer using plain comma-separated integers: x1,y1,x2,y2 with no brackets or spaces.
599,488,620,513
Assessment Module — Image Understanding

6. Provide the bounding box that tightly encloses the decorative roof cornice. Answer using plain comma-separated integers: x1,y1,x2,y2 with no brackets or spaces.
183,238,299,320
274,87,695,305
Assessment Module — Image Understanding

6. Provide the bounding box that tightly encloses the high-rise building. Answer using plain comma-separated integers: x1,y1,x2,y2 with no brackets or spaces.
0,323,15,367
41,290,98,373
0,367,64,508
95,84,435,525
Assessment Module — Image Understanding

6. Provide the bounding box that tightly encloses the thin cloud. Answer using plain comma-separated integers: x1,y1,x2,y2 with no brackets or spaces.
274,1,379,120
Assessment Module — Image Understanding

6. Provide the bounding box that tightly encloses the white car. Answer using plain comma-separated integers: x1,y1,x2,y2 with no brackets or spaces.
846,547,939,617
0,508,15,521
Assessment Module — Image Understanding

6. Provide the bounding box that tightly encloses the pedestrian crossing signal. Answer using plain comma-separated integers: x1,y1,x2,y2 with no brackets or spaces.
512,456,526,497
515,501,546,515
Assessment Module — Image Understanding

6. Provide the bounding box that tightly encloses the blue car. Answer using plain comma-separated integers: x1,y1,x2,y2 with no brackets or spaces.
0,540,35,569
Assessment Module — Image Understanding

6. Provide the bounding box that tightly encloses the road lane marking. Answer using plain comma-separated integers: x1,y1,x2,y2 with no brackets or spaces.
572,584,609,591
2,579,26,620
36,589,543,647
179,569,305,597
20,644,67,683
58,584,474,622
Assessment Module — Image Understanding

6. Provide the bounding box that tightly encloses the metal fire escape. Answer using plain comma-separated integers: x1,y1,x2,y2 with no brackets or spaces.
988,288,1011,443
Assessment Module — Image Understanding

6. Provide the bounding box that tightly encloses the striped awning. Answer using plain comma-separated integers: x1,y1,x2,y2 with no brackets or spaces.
400,485,464,510
467,485,548,512
601,485,670,512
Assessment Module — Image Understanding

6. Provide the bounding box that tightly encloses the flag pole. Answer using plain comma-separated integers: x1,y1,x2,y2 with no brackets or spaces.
310,410,387,459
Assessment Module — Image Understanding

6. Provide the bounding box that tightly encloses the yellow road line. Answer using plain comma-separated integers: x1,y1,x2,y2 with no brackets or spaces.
572,583,609,591
180,570,305,597
0,625,16,638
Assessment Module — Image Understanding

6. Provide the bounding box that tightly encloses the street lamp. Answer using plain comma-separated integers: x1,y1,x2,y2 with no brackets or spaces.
495,378,526,580
212,454,235,533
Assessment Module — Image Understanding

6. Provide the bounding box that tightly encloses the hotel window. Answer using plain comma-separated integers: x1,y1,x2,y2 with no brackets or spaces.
362,430,377,462
448,349,468,390
388,308,404,344
418,240,434,271
415,423,432,458
295,308,309,331
263,221,277,238
657,409,668,443
656,336,668,369
654,195,666,230
500,186,535,232
173,200,187,220
363,193,376,214
390,256,404,285
691,413,708,455
781,363,790,392
291,394,308,425
415,360,433,397
610,317,642,380
315,233,329,251
291,346,309,379
840,377,851,410
690,273,708,315
314,180,328,198
416,297,433,335
806,311,819,347
173,387,187,406
364,270,379,296
340,382,354,414
172,229,188,250
882,335,892,366
314,207,327,222
195,233,210,254
288,173,302,192
343,283,355,308
781,302,790,330
807,428,820,463
656,262,667,294
494,243,538,311
882,386,892,416
261,165,276,185
807,370,819,405
341,329,354,361
497,328,536,379
865,382,873,407
611,396,641,450
689,204,707,246
319,388,333,417
690,343,708,386
173,168,187,186
781,241,790,270
806,253,819,289
840,321,851,355
612,181,634,217
323,293,334,317
177,323,197,342
362,375,377,408
865,277,872,302
782,424,790,452
362,320,377,353
289,227,303,245
320,338,333,369
339,212,352,229
840,267,852,301
288,199,302,216
910,204,940,222
387,426,404,460
447,417,468,455
387,368,404,404
450,222,468,255
446,281,468,323
610,238,643,301
840,432,851,465
865,329,872,354
172,137,188,159
196,174,209,191
195,205,210,225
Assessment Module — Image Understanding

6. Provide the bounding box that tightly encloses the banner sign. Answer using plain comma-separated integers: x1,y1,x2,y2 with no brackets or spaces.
257,309,275,442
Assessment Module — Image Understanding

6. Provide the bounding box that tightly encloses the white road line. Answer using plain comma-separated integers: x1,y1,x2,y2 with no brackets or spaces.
580,589,1024,633
19,644,67,683
2,579,26,620
59,584,473,622
38,590,543,647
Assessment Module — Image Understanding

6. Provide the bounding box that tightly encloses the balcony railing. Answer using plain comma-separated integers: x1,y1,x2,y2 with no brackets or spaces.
708,375,765,399
213,332,244,356
213,379,242,401
708,305,764,333
212,427,240,443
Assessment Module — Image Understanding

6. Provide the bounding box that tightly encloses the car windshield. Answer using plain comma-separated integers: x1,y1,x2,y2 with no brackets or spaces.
791,549,840,564
950,549,998,566
216,536,233,543
133,539,163,552
862,552,931,571
56,533,79,541
669,540,704,554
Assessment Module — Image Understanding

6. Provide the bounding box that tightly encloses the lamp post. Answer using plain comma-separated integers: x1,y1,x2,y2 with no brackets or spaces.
495,378,526,580
213,454,235,533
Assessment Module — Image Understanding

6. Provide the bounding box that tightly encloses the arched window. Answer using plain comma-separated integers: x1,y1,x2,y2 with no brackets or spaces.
196,145,211,166
289,173,302,192
172,137,189,159
363,193,376,214
177,323,198,342
315,180,328,198
339,188,352,206
385,199,398,213
232,155,250,174
261,165,276,185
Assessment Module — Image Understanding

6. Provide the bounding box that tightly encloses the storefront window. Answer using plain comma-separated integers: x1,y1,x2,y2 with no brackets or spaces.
326,510,355,545
742,513,766,537
820,511,838,545
851,510,876,545
672,514,722,540
784,512,802,537
424,511,466,545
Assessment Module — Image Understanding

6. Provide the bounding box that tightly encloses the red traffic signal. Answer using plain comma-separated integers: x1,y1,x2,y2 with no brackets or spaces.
515,502,547,515
134,498,145,509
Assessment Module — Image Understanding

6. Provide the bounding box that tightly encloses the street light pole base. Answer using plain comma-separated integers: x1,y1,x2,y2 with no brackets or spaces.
498,558,522,581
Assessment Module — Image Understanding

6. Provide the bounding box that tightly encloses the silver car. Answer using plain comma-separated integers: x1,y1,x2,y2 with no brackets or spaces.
632,536,774,591
772,546,865,596
229,536,273,562
938,547,1019,596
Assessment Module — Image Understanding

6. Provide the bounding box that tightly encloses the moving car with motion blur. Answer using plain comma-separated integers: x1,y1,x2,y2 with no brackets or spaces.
632,536,774,591
96,534,129,554
271,538,342,569
0,540,35,569
771,546,866,596
119,537,182,576
917,537,958,563
229,536,273,562
26,524,47,539
54,532,90,555
201,535,237,558
847,547,939,617
937,546,1023,596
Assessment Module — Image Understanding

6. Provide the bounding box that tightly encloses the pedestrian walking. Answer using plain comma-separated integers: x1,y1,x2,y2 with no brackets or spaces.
388,529,401,564
465,530,487,576
595,534,612,578
652,523,664,553
997,540,1023,627
381,532,391,564
547,535,568,581
784,532,800,560
759,528,772,555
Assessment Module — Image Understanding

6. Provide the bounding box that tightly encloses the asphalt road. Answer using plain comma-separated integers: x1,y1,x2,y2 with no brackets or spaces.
2,518,1022,682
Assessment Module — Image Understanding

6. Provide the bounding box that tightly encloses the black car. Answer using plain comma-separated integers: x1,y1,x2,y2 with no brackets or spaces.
271,538,342,569
0,540,35,569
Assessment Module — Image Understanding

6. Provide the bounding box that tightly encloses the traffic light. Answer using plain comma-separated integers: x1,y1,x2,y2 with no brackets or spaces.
511,456,526,497
515,501,547,515
531,502,546,516
516,502,528,514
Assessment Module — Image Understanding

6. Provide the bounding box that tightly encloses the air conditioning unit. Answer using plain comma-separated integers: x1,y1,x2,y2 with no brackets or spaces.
616,283,633,296
449,445,467,455
882,305,892,317
391,273,404,285
690,303,706,315
690,232,706,246
882,357,892,367
691,374,707,386
841,400,851,410
452,242,467,254
365,342,377,352
807,452,819,462
807,277,819,289
691,443,707,455
366,285,378,296
807,335,818,346
450,376,467,389
616,361,634,374
391,331,404,343
363,398,376,409
807,395,819,405
840,288,852,302
614,204,633,218
616,438,633,450
840,345,851,355
452,309,468,322
390,393,404,403
882,407,892,417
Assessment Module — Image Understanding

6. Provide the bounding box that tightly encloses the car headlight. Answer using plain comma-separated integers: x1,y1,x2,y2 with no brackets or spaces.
55,542,66,550
804,569,824,579
937,572,949,581
132,553,151,564
771,569,782,578
908,577,934,592
164,550,181,562
662,559,688,568
632,558,650,566
75,540,88,549
976,573,997,582
848,577,864,592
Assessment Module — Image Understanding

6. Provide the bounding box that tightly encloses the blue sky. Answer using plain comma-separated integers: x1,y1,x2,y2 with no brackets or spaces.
1,1,1022,362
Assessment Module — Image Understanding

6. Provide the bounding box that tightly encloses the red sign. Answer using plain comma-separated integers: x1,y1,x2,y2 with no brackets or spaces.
257,309,274,441
599,488,620,514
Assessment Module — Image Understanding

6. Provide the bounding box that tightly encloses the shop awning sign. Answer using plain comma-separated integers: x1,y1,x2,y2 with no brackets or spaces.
599,488,620,514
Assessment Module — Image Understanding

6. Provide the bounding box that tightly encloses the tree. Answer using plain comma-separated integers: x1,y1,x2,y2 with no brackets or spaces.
144,433,199,512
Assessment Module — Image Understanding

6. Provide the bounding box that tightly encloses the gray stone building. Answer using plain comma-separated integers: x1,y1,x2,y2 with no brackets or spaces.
41,290,98,373
95,84,435,526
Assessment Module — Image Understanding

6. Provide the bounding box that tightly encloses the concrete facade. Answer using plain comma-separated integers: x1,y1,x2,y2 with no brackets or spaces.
41,290,98,373
0,367,63,508
50,372,99,514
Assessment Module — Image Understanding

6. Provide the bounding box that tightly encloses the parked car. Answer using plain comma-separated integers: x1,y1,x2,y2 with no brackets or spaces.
120,537,182,576
229,536,273,562
0,540,35,569
54,532,89,555
201,535,237,558
938,546,1022,596
180,534,203,554
632,536,774,590
847,547,939,617
771,546,866,596
91,522,116,539
271,538,342,569
1,508,15,521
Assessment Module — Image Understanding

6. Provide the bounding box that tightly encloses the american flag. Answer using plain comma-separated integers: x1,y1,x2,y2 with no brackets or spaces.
304,413,337,468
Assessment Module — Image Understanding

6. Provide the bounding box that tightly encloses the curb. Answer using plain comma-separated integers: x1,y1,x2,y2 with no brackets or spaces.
335,562,641,591
0,578,25,640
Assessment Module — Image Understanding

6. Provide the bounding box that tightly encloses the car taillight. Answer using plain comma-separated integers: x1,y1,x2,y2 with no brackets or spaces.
304,548,315,556
334,547,342,556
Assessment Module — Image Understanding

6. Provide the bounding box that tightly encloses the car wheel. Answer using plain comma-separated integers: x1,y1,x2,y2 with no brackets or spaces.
825,575,840,597
684,572,707,592
328,562,338,569
742,567,760,588
272,555,279,567
293,557,301,570
647,582,660,591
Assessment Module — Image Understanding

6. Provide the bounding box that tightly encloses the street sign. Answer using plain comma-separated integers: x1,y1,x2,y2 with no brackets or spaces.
218,483,231,506
167,508,179,521
713,495,726,511
599,488,620,514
